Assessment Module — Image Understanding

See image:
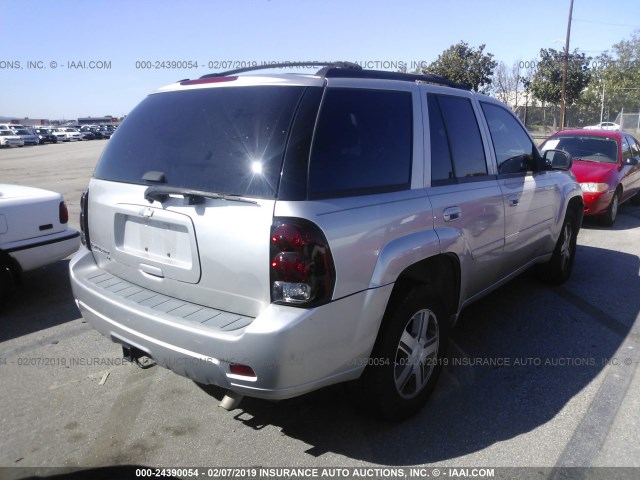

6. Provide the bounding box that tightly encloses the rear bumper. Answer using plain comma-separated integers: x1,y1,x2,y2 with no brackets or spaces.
5,228,80,272
69,247,393,399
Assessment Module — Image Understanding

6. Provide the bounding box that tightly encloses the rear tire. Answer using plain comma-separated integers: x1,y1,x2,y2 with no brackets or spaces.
630,191,640,206
0,261,14,306
537,208,578,284
355,286,448,421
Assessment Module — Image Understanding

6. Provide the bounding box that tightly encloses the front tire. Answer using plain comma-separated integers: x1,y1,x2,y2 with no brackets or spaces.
601,190,620,226
356,286,448,420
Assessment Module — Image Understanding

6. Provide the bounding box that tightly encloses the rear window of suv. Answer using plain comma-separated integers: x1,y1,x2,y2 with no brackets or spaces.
94,86,308,199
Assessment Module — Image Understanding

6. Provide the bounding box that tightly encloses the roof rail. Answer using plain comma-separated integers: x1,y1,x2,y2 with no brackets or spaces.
196,60,469,90
200,61,362,79
322,68,470,90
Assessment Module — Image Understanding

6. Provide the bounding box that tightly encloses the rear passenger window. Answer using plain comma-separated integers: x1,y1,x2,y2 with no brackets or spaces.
427,94,487,184
628,137,640,158
428,95,454,184
481,102,538,174
308,88,412,198
622,138,632,161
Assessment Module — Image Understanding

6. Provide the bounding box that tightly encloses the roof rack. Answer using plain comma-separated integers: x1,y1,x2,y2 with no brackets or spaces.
322,68,470,90
196,60,469,90
200,61,362,79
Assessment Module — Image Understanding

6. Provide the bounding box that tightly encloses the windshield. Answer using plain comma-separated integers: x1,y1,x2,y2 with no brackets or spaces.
94,86,309,199
542,135,619,163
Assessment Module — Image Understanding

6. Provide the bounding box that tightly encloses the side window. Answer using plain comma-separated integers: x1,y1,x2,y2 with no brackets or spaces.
427,94,454,184
622,137,632,161
308,88,412,199
480,102,538,175
433,95,488,180
629,137,640,158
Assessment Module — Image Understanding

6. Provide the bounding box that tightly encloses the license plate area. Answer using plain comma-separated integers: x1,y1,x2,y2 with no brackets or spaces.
121,216,191,266
112,205,201,284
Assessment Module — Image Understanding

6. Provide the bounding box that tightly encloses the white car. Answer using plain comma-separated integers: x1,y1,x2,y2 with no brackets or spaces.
60,127,83,141
0,184,80,303
584,121,621,131
48,127,72,142
0,129,24,147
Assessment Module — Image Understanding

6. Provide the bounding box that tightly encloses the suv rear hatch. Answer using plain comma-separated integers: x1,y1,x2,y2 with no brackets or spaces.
86,79,321,318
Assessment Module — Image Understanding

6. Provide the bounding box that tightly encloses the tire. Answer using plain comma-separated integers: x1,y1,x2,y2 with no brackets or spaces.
630,191,640,206
0,261,14,306
537,208,578,284
355,286,448,421
600,190,620,227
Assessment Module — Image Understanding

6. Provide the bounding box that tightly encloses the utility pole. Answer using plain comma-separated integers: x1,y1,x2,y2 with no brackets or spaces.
600,83,605,124
559,0,574,130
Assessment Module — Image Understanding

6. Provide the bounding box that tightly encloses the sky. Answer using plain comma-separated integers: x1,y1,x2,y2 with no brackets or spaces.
1,0,639,120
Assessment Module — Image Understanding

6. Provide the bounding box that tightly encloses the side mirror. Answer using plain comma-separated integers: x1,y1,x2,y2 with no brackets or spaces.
623,157,639,166
544,149,572,171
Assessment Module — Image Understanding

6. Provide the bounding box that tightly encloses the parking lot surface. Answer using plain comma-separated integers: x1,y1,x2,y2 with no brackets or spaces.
1,142,639,477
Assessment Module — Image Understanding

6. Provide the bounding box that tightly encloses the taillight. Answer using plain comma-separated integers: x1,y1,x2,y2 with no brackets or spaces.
270,218,335,307
80,190,91,250
59,201,69,224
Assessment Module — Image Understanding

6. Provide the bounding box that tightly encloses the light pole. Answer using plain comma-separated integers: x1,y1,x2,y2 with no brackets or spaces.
559,0,574,130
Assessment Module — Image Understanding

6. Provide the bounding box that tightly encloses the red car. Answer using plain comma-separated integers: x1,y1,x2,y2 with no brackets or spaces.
541,129,640,226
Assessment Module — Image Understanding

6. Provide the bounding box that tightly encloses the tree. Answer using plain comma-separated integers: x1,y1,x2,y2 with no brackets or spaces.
598,30,640,114
422,41,497,93
569,30,640,127
526,48,591,107
493,60,524,109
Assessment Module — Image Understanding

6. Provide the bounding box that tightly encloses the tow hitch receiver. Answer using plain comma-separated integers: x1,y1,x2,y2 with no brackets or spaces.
122,345,156,369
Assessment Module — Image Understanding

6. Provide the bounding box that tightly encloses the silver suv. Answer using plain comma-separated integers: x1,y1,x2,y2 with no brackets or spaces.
70,62,583,419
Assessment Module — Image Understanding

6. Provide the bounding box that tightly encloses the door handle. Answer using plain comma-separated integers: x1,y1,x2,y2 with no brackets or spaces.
508,195,520,207
443,207,462,222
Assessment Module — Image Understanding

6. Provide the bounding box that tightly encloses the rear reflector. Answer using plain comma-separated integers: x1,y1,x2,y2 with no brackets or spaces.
229,363,256,377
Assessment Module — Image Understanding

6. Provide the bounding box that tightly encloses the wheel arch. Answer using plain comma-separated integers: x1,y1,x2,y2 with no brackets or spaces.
566,194,584,227
383,253,461,329
0,249,22,285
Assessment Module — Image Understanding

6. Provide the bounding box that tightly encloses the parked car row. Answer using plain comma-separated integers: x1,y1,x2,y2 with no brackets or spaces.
0,123,116,147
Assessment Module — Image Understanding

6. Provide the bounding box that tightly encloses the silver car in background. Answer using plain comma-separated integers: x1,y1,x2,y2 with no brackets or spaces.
13,128,39,146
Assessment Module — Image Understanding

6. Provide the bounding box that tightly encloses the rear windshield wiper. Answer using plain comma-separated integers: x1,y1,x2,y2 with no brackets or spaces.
144,185,258,205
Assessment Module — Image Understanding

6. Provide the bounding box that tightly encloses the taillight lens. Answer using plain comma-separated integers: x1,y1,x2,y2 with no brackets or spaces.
80,190,91,250
270,218,335,307
59,201,69,224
